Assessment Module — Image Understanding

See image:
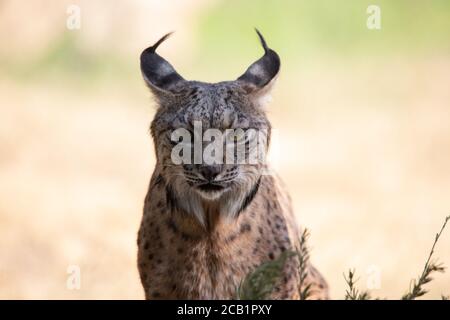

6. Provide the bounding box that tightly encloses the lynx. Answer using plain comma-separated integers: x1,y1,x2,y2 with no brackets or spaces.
137,30,328,299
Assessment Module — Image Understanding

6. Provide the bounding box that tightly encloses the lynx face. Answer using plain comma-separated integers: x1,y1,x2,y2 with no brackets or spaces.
141,31,280,222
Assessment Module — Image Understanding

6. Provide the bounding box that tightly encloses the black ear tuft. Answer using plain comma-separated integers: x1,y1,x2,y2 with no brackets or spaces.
140,32,185,92
255,28,268,53
237,29,280,90
147,32,174,53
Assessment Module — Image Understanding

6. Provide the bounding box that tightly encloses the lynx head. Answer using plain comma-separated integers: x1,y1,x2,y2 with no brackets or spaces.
141,30,280,224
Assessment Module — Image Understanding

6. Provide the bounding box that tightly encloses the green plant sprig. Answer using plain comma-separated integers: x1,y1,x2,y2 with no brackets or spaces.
297,229,313,300
402,215,450,300
343,269,371,300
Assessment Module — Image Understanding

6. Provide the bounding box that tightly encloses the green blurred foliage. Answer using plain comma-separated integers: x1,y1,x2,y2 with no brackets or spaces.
2,0,449,85
0,32,134,89
193,0,450,77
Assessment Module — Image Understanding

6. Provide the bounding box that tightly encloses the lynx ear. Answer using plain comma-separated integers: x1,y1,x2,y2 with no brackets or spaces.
140,32,185,93
237,29,280,94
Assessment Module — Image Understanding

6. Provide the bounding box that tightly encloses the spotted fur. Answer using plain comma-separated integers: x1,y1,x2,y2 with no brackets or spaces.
137,31,328,300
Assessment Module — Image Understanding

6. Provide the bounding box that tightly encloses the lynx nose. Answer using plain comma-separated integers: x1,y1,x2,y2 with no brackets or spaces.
199,165,222,182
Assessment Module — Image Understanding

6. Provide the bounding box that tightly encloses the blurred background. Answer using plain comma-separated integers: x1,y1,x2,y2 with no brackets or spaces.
0,0,449,299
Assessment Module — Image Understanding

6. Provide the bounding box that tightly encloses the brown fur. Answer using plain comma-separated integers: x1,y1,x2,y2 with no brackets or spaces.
137,32,328,299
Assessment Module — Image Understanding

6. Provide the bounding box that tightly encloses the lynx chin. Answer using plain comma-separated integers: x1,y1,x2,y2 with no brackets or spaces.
137,30,329,299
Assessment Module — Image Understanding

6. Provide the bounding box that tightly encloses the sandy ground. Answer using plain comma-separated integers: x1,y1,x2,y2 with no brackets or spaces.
0,57,449,299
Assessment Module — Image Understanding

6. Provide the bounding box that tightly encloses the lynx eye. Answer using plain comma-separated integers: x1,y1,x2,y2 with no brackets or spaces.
170,136,193,147
169,128,194,146
169,137,179,146
227,130,247,144
236,131,246,142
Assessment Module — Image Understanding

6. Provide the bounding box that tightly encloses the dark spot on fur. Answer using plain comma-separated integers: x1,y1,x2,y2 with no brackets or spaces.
225,233,237,243
224,90,233,104
240,223,251,233
181,232,192,241
166,218,178,234
268,252,275,260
